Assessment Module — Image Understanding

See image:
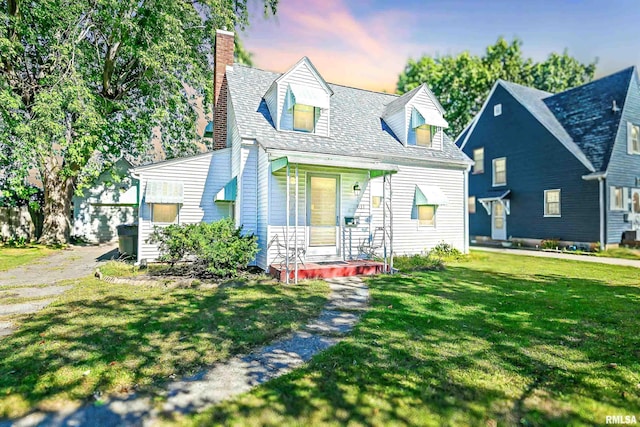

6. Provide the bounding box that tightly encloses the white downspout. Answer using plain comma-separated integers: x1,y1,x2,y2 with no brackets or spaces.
463,166,470,254
599,177,605,250
285,163,290,284
294,164,299,285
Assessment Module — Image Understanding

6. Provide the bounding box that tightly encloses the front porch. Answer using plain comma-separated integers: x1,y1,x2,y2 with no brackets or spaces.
266,152,398,283
269,260,385,282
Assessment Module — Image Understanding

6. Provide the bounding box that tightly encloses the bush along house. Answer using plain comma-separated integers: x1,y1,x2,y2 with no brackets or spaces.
457,67,640,249
133,30,472,281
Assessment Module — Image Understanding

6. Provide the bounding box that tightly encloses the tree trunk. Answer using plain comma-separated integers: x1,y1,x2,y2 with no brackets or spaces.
39,173,75,245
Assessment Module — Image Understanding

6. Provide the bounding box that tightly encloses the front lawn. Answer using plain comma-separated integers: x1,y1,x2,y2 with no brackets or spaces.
185,252,640,426
0,276,328,419
598,247,640,260
0,245,57,272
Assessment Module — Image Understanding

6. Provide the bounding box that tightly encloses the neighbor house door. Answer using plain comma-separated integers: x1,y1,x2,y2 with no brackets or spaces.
491,201,507,240
307,174,339,256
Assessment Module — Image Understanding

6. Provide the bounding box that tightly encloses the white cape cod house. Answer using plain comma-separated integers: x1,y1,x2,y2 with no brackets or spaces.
133,30,472,278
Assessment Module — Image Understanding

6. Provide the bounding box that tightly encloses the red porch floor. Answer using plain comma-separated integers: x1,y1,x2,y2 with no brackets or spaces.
269,260,385,282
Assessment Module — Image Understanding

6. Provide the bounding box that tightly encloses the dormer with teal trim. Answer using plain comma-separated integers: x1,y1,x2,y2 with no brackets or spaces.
382,83,448,150
263,57,333,136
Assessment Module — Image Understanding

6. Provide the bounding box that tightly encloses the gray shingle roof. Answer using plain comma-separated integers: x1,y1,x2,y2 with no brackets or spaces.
498,80,596,171
543,67,635,171
491,68,637,172
225,65,471,166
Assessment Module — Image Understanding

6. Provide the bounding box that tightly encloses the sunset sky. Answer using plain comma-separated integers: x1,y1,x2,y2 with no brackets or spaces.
241,0,640,93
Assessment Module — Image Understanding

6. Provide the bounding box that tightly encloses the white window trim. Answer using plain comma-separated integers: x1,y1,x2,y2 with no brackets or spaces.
417,205,436,227
473,147,484,174
492,157,507,187
628,122,640,155
292,103,317,133
151,203,180,224
543,189,561,218
610,186,629,211
494,104,502,117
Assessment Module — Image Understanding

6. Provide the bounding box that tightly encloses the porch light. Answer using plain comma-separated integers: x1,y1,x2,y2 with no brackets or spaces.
353,182,361,197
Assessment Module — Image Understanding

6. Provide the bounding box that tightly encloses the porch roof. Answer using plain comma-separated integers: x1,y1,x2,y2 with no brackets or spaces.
477,189,511,202
270,153,398,176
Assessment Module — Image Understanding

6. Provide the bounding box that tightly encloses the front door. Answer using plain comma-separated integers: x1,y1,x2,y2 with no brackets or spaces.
492,201,507,240
308,175,339,256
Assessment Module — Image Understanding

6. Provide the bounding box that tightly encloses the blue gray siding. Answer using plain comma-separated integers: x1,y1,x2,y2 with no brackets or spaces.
605,73,640,243
464,85,600,242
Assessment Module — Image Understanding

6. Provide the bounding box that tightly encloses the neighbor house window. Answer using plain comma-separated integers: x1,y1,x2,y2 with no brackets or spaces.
632,189,640,213
544,189,561,217
152,204,179,223
494,104,502,116
415,124,436,148
629,123,640,154
418,205,435,226
473,148,484,174
610,187,626,211
293,104,315,132
468,196,476,214
493,157,507,186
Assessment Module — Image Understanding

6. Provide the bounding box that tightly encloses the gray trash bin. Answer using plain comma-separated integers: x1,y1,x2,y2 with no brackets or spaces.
117,224,138,257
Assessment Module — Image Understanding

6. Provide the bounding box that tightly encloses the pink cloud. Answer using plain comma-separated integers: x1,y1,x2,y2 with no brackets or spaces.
242,0,431,92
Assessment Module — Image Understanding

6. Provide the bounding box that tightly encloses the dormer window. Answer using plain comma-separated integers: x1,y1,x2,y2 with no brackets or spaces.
415,124,435,147
281,82,330,134
293,104,316,133
408,106,447,148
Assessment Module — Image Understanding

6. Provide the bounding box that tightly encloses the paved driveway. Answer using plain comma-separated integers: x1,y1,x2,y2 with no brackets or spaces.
0,244,118,336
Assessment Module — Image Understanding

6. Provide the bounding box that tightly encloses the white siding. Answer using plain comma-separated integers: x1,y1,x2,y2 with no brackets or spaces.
276,61,330,136
385,110,407,144
255,148,270,269
239,144,258,236
229,101,241,178
72,159,138,243
370,164,466,255
137,150,232,262
264,84,278,128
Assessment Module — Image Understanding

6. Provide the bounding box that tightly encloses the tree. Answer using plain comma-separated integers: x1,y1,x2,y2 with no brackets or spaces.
396,37,597,138
0,0,277,244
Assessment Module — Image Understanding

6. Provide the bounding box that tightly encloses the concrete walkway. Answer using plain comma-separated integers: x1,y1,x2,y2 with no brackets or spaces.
5,276,369,427
0,244,118,337
473,246,640,268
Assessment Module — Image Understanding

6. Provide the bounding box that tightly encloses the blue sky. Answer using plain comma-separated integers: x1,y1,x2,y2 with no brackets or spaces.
240,0,640,92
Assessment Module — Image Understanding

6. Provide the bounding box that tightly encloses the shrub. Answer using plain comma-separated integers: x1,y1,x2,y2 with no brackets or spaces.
148,219,259,278
430,241,462,259
541,239,560,250
393,254,445,272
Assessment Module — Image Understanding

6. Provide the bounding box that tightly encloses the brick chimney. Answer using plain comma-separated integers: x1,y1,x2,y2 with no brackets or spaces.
213,29,234,150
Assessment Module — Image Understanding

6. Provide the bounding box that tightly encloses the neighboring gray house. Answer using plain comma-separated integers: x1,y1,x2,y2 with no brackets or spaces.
133,30,472,271
72,158,138,243
457,67,640,248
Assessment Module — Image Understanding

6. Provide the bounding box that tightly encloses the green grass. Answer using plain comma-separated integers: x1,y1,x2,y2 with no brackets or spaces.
182,252,640,427
0,276,329,419
598,247,640,260
0,245,57,272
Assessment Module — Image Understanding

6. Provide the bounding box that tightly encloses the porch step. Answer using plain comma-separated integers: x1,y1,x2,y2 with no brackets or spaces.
269,260,384,282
